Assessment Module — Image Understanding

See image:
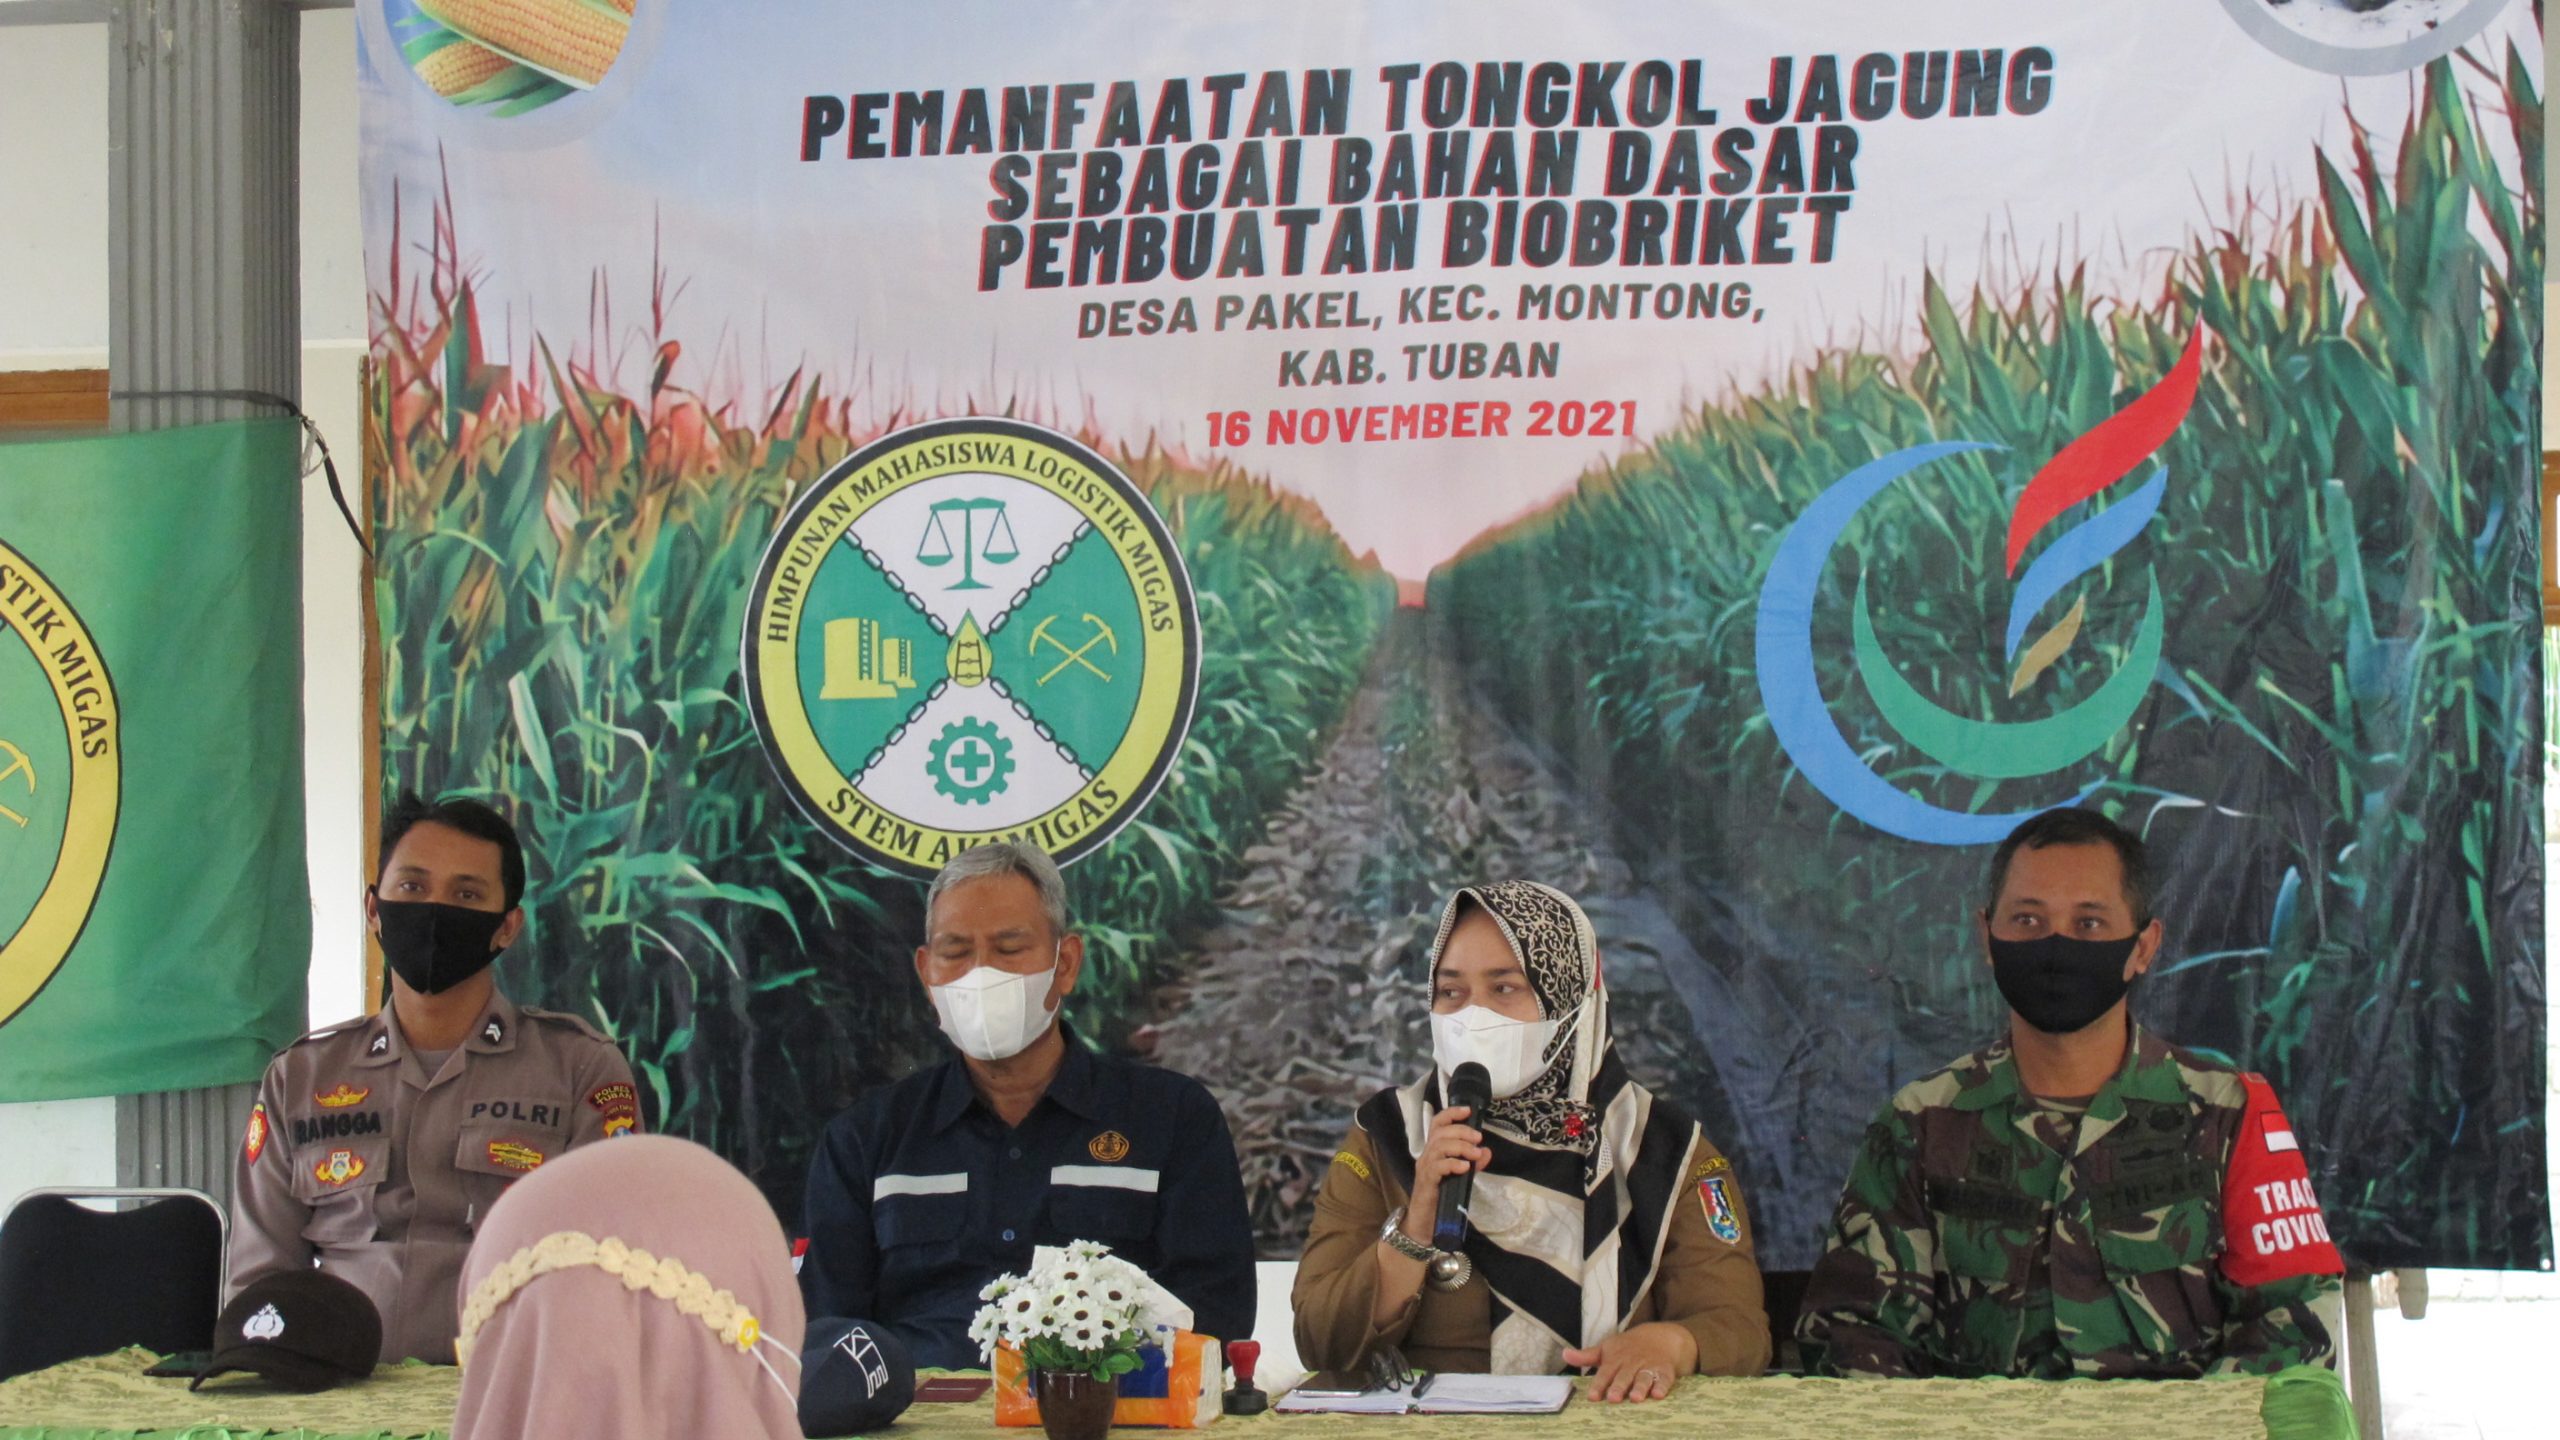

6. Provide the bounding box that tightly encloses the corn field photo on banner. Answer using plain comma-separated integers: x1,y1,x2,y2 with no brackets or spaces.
359,0,2548,1271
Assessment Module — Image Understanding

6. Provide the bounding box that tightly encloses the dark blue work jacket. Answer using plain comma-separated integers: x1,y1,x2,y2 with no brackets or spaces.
799,1026,1257,1368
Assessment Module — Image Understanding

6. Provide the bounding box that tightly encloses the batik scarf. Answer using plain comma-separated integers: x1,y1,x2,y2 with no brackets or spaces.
1356,881,1701,1375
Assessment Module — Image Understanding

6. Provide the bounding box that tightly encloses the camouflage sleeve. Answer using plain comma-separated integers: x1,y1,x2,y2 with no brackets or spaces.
1796,1099,1938,1378
2207,1269,2338,1374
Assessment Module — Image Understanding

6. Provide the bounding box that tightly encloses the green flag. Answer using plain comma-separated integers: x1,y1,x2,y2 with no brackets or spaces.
0,417,309,1100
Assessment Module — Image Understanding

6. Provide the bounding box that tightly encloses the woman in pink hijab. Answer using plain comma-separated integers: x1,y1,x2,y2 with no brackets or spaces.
452,1135,805,1439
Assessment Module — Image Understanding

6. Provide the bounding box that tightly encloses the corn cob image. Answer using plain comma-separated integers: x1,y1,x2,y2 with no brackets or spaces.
413,38,516,99
415,0,632,91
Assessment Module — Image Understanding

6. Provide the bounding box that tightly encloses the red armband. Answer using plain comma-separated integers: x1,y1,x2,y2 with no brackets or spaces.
2218,1073,2344,1285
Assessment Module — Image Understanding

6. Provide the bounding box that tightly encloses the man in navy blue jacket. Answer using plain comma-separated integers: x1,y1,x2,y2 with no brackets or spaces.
800,841,1257,1366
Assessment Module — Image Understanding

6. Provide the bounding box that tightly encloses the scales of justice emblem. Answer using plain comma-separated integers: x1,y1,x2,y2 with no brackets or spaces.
744,420,1200,879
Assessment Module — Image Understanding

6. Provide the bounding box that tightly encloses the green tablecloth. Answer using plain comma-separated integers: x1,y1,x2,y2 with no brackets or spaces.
0,1350,2354,1439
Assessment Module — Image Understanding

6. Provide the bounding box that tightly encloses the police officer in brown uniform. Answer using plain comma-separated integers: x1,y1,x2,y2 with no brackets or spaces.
226,794,642,1364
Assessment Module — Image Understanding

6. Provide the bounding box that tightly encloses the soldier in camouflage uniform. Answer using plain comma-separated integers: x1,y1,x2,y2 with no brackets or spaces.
1797,809,2342,1379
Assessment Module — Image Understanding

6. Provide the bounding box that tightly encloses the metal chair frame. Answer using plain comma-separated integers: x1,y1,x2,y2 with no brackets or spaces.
2,1186,229,1277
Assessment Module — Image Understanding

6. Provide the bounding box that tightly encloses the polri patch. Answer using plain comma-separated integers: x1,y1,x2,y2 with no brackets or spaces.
1699,1174,1742,1244
314,1149,366,1187
243,1103,269,1164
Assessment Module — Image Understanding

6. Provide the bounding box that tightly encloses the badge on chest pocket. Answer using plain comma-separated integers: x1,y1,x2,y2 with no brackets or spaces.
456,1116,565,1188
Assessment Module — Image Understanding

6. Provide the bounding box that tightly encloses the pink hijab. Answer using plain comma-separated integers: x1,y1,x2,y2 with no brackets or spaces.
452,1135,804,1439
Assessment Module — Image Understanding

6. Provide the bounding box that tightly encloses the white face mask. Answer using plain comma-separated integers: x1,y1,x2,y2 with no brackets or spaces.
928,959,1060,1061
1430,1004,1570,1100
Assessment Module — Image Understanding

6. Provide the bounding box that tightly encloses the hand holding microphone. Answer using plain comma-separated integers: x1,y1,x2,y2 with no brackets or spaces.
1429,1061,1492,1250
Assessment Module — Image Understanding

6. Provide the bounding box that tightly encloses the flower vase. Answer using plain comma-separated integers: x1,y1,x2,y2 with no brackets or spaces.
1035,1370,1119,1440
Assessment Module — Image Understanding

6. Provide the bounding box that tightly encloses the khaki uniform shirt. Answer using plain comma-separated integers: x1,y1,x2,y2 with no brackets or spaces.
224,988,642,1363
1292,1121,1771,1377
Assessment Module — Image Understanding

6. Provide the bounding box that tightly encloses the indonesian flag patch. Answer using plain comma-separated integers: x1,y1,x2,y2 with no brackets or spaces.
2220,1073,2345,1285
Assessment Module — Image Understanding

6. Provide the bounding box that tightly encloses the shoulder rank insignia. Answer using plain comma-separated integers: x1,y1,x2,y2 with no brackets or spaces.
369,1032,389,1056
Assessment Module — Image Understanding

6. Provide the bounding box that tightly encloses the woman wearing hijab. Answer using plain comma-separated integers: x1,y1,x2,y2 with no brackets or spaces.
451,1135,805,1439
1293,881,1769,1400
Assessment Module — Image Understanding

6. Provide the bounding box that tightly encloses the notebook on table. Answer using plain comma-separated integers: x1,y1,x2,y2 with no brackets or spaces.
1276,1372,1574,1415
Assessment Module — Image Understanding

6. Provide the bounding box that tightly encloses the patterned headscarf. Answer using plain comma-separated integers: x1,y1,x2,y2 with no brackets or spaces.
1427,880,1608,1152
1360,881,1702,1374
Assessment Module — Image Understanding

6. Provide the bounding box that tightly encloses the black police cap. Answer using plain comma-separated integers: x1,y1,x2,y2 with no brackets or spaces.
799,1317,916,1436
191,1269,384,1392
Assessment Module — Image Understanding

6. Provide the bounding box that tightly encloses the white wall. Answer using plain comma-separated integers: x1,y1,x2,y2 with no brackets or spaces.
0,5,369,1196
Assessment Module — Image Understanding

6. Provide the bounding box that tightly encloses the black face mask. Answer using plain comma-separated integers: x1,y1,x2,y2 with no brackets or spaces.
373,897,509,995
1988,932,2140,1035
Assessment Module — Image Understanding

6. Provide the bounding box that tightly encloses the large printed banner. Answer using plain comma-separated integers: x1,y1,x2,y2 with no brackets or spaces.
360,0,2549,1269
0,420,310,1101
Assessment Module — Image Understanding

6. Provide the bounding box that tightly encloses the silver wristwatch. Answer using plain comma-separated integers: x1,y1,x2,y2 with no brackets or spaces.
1380,1207,1437,1263
1383,1207,1474,1291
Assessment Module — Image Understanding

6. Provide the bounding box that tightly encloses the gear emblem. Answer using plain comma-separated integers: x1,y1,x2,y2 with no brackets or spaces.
926,718,1014,804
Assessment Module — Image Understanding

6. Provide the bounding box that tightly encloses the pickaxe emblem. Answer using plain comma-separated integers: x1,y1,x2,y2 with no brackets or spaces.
1028,614,1119,686
0,739,33,828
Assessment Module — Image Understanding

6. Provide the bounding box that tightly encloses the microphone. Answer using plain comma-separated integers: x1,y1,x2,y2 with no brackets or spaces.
1433,1061,1491,1250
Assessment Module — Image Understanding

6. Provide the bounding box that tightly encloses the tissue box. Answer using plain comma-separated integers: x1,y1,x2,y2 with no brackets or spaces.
994,1333,1223,1428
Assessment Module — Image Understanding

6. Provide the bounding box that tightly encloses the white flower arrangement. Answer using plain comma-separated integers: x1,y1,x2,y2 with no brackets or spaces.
969,1240,1160,1381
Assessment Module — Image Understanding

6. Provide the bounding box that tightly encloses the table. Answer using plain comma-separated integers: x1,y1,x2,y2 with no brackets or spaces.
0,1350,2353,1439
0,1349,453,1439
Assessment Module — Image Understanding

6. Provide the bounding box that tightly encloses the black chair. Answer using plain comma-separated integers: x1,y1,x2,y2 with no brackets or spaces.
0,1188,225,1381
1760,1268,1812,1375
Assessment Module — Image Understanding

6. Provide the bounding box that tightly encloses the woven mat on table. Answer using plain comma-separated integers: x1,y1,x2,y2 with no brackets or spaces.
0,1351,2341,1440
0,1348,454,1439
853,1371,2279,1439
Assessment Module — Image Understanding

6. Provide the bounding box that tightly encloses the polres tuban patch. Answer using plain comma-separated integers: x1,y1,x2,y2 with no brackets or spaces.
588,1081,639,1136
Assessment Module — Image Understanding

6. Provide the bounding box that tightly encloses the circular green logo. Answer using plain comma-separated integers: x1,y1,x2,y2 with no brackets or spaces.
0,538,120,1028
743,419,1200,879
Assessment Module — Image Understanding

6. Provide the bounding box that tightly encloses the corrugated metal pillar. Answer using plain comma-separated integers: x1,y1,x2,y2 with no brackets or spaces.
106,0,301,1210
117,1083,260,1213
107,0,300,431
